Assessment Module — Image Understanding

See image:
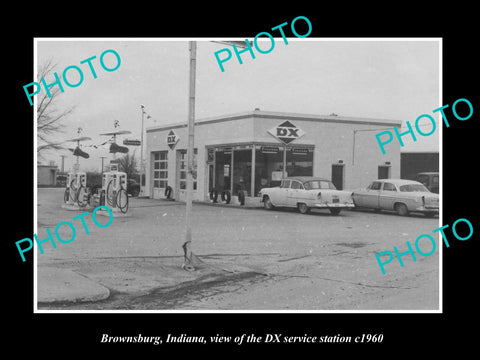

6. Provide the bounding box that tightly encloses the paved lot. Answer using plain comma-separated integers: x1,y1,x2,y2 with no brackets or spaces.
36,188,440,311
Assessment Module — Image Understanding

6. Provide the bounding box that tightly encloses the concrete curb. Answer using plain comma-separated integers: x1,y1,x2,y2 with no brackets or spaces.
37,266,110,304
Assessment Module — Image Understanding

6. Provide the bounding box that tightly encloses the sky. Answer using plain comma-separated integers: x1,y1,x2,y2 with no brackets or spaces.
35,38,440,172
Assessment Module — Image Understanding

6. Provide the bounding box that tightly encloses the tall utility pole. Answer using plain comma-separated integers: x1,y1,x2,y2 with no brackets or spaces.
60,155,66,173
180,40,251,271
100,156,107,173
182,41,197,271
140,105,145,186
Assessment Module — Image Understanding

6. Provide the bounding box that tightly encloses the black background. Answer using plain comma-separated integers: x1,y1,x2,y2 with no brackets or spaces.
5,5,478,355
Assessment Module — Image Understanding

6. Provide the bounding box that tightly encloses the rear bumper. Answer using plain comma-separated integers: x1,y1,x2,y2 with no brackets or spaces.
314,203,355,208
415,205,439,213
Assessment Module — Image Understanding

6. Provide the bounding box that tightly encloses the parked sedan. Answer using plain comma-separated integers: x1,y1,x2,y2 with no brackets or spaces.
259,176,355,215
352,179,439,217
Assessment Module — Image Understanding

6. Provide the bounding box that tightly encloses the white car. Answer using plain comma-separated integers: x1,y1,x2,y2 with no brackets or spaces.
259,176,355,215
352,179,439,217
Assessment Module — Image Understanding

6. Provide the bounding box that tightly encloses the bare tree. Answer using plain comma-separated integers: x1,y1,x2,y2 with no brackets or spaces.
118,152,138,180
36,59,75,159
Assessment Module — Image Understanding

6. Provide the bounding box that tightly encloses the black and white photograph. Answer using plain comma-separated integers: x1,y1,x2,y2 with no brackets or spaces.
32,38,441,312
6,8,478,355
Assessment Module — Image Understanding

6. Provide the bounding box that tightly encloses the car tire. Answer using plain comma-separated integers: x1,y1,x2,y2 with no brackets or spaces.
164,186,173,199
329,208,341,216
263,196,274,210
221,190,231,204
395,203,409,216
210,189,218,203
298,203,310,214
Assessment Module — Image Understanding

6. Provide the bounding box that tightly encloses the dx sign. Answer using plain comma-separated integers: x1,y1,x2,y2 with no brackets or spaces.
268,120,305,144
166,130,179,150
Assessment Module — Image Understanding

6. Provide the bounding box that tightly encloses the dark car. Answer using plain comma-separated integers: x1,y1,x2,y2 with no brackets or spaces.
127,179,141,197
415,172,439,194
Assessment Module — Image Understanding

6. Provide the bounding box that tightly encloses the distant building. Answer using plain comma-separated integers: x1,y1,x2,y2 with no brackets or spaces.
56,172,68,187
400,151,439,180
37,164,58,186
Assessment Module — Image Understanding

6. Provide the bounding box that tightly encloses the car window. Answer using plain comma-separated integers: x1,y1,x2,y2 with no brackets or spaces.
304,180,336,190
322,181,335,189
417,175,428,184
369,181,382,190
290,181,303,190
432,176,439,185
382,182,397,191
281,180,291,188
399,184,429,192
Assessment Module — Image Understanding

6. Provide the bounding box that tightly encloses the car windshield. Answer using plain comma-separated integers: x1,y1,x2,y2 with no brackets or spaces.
304,180,336,190
399,184,430,192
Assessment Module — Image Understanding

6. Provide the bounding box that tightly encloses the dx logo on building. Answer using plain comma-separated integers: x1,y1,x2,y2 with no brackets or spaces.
268,121,305,144
166,130,179,150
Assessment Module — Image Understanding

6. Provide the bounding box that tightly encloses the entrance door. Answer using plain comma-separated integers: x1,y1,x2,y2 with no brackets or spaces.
331,164,344,190
214,149,232,193
378,165,390,179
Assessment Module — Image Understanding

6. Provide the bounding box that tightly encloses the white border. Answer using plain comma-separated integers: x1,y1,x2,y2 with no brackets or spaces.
33,37,442,314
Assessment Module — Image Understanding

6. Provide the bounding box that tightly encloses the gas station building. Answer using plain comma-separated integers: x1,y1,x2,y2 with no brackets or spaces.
144,110,402,202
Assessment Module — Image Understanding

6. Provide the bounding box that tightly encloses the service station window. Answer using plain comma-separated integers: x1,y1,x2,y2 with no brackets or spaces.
211,144,313,197
213,145,253,196
233,148,252,196
287,148,313,177
255,147,284,193
178,149,197,191
254,146,313,196
214,148,232,192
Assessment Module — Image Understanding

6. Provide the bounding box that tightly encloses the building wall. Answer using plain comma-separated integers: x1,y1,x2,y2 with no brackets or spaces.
401,152,439,180
145,117,255,201
145,111,401,200
37,166,58,186
252,115,400,190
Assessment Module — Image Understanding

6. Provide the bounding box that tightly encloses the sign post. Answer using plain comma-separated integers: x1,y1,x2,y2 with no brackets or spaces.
182,41,197,271
182,40,252,271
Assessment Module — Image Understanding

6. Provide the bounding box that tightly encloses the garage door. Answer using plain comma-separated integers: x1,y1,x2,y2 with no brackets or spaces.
152,151,168,199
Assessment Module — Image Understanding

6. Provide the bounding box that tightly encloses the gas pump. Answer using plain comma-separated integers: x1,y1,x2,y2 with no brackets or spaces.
64,171,88,207
98,123,132,214
101,164,129,213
